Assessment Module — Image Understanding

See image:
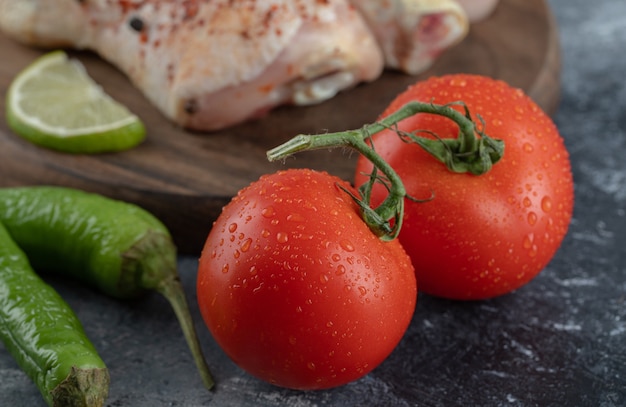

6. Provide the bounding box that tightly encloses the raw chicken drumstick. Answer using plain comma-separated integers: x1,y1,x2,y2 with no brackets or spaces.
0,0,468,131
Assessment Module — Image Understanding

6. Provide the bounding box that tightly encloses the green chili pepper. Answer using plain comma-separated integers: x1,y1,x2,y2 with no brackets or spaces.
0,186,214,390
0,221,110,406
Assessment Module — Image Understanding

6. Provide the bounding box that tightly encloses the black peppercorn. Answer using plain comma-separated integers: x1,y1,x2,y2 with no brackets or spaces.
129,16,145,32
184,99,199,115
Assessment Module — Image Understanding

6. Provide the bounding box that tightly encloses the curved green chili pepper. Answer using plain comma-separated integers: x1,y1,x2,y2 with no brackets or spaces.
0,221,109,406
0,186,214,390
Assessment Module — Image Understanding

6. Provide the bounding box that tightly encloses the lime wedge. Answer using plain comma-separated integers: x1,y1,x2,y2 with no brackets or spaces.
5,50,146,154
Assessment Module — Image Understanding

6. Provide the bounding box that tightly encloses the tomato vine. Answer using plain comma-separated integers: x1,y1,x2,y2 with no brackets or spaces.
267,100,504,240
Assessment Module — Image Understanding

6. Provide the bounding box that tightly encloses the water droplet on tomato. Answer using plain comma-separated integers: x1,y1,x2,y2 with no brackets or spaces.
523,197,532,208
261,206,275,218
287,213,305,222
523,143,534,153
331,253,341,262
276,232,289,243
339,239,355,252
307,362,316,371
336,264,346,276
320,274,329,284
523,234,534,249
228,222,238,233
358,286,367,296
528,211,538,226
241,238,252,252
261,229,271,238
221,263,229,274
541,196,553,213
449,77,467,87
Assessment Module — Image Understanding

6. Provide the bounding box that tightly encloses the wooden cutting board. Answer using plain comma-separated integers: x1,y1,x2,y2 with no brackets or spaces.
0,0,560,254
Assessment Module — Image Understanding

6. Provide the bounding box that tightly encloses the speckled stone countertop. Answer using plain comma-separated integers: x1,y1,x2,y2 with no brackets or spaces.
1,0,625,406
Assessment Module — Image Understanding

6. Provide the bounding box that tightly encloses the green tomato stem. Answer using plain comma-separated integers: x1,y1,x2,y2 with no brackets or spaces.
267,101,504,240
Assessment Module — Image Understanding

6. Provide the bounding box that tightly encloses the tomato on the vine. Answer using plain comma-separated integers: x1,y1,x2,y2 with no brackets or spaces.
197,168,416,390
354,74,574,300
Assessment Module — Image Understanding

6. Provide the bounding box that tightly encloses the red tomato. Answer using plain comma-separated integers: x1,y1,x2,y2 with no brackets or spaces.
197,169,416,390
354,74,574,300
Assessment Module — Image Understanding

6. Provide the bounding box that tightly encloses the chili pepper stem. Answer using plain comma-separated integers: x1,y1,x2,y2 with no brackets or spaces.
157,276,215,390
129,232,215,390
267,101,504,240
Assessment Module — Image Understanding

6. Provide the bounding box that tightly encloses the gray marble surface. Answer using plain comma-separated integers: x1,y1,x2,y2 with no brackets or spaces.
2,0,625,406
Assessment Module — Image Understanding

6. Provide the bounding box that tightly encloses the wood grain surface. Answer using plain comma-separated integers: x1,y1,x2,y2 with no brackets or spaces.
0,0,560,254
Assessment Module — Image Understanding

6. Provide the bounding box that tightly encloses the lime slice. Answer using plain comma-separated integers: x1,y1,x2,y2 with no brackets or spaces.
6,50,146,154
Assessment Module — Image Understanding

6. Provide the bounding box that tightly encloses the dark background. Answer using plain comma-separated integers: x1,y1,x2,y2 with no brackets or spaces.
1,0,625,405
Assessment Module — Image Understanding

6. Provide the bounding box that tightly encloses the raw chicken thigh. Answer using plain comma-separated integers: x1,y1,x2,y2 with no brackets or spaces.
0,0,469,131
